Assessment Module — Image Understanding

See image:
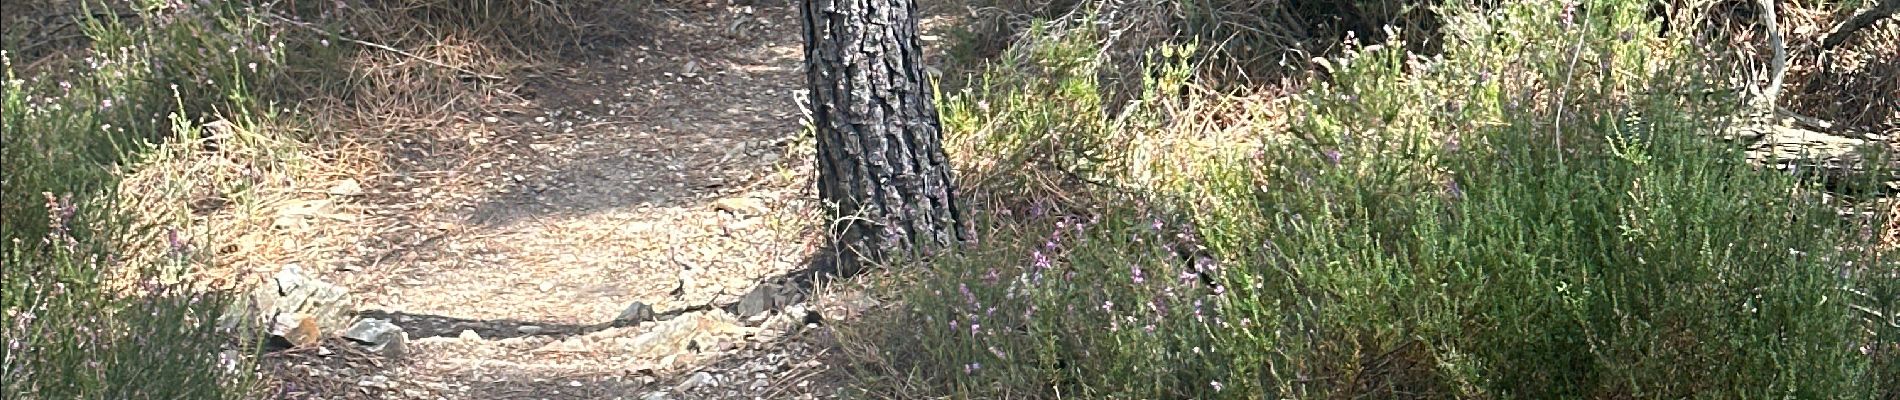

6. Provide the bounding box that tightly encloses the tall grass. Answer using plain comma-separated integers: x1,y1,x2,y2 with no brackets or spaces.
847,0,1897,398
1,1,288,397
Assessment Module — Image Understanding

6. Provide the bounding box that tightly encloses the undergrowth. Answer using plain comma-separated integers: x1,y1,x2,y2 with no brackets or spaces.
847,0,1898,398
1,1,291,397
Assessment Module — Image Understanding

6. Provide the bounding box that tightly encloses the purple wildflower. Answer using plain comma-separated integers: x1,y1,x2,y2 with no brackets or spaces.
1130,264,1145,283
166,226,185,250
1323,149,1341,165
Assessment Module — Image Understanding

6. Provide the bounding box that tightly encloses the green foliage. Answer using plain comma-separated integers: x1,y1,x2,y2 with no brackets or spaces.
864,0,1897,398
1,1,274,398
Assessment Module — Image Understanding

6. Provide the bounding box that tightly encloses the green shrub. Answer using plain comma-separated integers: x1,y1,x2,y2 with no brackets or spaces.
858,0,1895,398
0,192,248,399
1,1,276,398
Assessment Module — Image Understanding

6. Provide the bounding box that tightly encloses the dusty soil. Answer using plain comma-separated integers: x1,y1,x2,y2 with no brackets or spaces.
253,1,954,398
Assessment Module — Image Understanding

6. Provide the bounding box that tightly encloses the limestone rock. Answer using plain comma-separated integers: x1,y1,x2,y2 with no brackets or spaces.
712,197,768,216
733,282,804,319
677,371,717,392
327,179,364,197
342,318,408,358
223,266,355,348
270,313,320,348
624,310,757,358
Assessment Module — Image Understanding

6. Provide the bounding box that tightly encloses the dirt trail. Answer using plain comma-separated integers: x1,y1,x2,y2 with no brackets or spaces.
282,3,859,398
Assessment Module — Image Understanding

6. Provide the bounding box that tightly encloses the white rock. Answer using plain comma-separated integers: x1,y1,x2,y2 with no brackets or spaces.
677,371,716,391
327,179,364,197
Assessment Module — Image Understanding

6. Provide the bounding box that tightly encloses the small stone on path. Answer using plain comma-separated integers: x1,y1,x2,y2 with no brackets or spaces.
614,301,657,327
677,371,717,392
342,318,408,358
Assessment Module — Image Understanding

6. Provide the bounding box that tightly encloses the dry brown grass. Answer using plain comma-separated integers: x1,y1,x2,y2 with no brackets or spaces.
106,116,362,291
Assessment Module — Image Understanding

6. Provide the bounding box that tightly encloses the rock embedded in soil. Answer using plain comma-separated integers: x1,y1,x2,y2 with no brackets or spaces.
712,197,768,216
677,371,717,392
222,265,356,343
342,318,408,358
270,313,321,348
613,301,657,327
733,281,805,319
327,179,364,197
629,310,757,357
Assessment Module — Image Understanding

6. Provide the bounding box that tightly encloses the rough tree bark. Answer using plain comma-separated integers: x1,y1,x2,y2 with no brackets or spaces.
800,0,963,275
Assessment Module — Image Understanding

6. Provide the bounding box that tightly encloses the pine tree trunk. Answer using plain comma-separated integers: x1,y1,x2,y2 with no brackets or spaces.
800,0,962,275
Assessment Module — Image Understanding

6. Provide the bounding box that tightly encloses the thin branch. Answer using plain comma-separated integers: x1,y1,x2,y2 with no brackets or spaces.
1758,0,1787,118
1821,0,1899,50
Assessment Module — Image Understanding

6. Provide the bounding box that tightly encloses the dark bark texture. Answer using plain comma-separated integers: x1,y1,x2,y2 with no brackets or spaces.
800,0,963,275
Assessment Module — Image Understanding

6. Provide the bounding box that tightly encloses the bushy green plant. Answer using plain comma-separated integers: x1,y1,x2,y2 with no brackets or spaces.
1,1,277,398
0,190,248,399
3,0,286,245
858,0,1896,398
